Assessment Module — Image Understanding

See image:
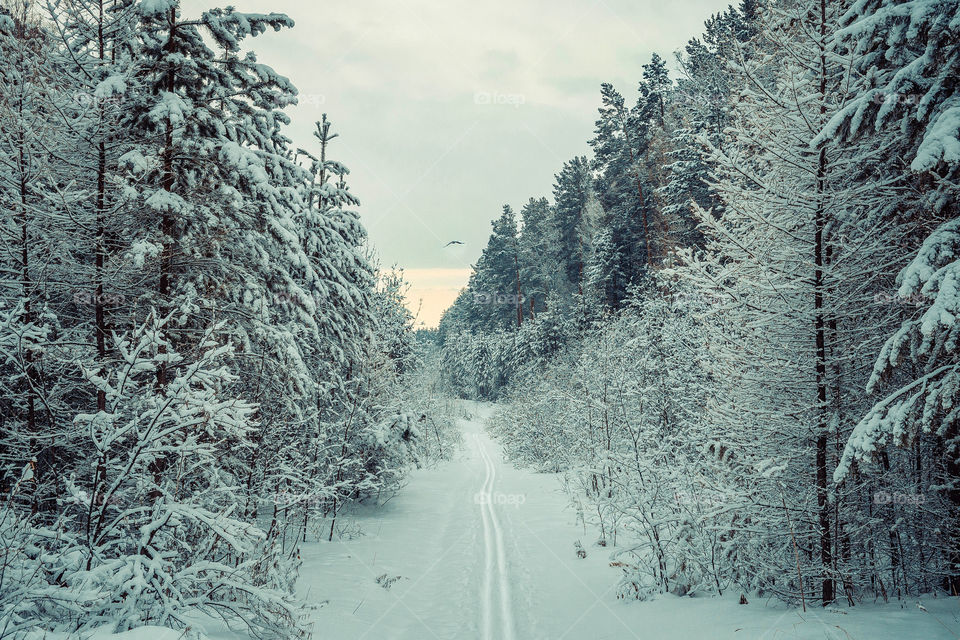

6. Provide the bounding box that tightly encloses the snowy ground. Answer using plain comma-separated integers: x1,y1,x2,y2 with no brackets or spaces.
219,402,958,640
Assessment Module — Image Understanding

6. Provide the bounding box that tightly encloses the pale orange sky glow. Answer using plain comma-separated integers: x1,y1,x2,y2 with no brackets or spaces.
402,268,472,328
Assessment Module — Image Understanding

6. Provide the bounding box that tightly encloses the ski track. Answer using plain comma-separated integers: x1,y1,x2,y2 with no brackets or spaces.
475,432,514,640
477,432,494,638
281,401,960,640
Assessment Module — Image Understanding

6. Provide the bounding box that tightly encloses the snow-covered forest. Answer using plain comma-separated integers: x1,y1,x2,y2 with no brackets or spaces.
1,0,959,638
437,0,960,613
0,0,460,636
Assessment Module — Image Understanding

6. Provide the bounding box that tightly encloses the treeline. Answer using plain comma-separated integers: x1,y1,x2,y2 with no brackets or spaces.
438,0,960,607
0,0,454,637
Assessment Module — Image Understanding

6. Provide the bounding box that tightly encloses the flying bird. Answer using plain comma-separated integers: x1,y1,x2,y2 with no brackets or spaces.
444,240,464,247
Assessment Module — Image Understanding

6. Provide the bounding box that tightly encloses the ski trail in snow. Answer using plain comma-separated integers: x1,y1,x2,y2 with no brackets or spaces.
475,432,514,640
483,438,515,639
477,432,494,639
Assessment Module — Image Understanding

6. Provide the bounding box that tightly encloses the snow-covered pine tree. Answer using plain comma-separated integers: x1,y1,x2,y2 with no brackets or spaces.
824,0,960,595
656,3,760,254
0,0,448,635
588,83,649,310
468,205,523,331
0,0,82,516
490,281,715,597
61,316,308,637
518,197,561,318
50,0,141,411
552,156,596,305
676,0,905,605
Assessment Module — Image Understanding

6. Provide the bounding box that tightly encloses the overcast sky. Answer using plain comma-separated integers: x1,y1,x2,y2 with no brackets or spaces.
186,0,732,326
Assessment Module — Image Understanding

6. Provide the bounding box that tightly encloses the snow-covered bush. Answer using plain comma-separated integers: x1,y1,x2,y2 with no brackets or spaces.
56,316,309,638
491,289,721,598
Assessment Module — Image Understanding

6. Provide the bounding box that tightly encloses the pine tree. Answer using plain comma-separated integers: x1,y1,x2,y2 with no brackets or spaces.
63,316,307,635
468,205,523,332
826,0,960,594
0,0,79,515
552,156,597,301
589,85,648,308
675,0,906,605
518,197,561,318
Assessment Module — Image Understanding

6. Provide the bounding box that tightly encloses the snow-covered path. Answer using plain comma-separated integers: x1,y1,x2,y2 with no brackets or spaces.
475,432,515,640
288,402,596,639
276,402,959,640
293,403,525,639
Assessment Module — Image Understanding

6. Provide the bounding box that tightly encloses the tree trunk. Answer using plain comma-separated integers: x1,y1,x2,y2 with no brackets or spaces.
814,0,834,606
156,5,177,390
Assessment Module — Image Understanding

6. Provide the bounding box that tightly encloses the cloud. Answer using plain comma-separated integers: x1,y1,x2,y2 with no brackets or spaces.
183,0,732,322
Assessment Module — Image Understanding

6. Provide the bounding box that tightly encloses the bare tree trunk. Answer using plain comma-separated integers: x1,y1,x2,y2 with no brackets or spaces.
95,0,109,413
156,5,177,390
150,6,178,501
15,66,40,513
514,243,522,327
813,0,835,607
